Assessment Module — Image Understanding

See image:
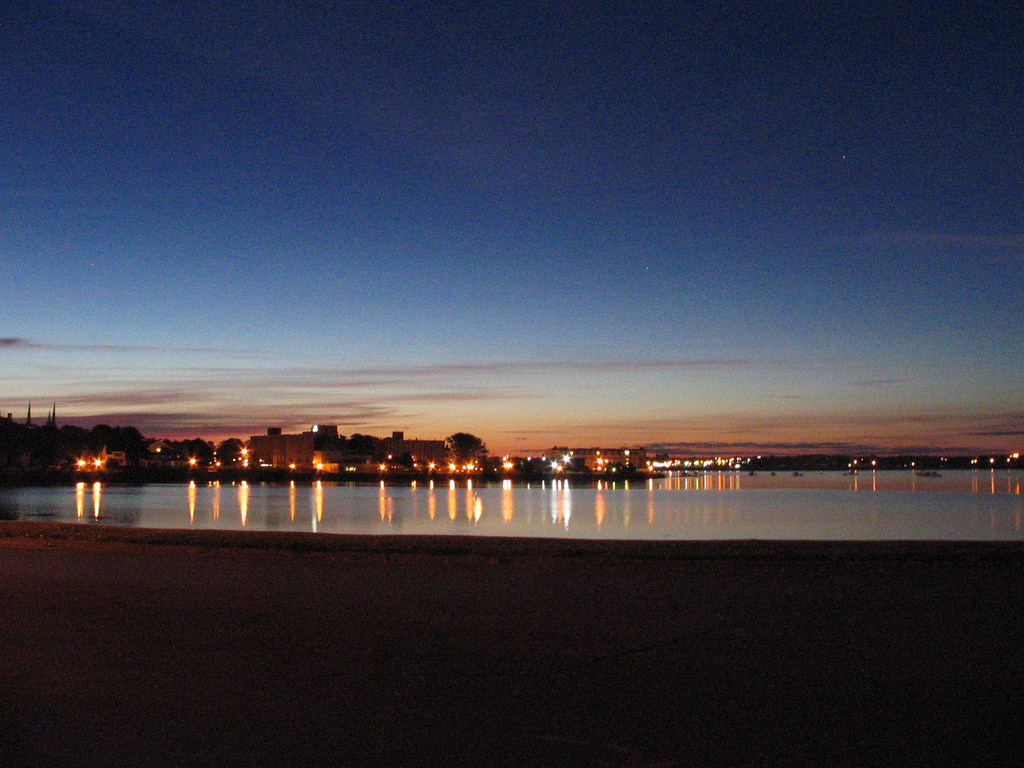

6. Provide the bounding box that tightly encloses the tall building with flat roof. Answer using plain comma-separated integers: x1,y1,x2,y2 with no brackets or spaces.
381,431,447,465
248,430,315,469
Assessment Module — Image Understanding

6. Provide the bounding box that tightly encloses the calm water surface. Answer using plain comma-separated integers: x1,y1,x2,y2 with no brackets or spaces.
3,470,1023,540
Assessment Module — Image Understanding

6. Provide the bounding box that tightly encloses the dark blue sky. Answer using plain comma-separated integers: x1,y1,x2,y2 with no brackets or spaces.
2,0,1022,454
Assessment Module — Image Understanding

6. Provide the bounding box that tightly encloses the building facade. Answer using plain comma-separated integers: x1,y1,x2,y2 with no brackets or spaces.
248,430,316,469
380,431,447,466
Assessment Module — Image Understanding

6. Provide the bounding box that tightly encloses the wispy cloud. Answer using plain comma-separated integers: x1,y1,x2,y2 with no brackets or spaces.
0,338,788,373
848,379,909,388
643,439,987,456
545,407,1023,456
32,377,529,438
0,337,278,359
600,409,1021,433
8,337,1019,452
5,338,928,385
51,390,201,409
967,412,1024,438
258,358,771,381
646,439,875,454
55,401,404,438
0,338,34,349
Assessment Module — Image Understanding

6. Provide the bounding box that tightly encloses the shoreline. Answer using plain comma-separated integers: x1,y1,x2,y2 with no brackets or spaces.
4,460,1019,489
4,519,1024,561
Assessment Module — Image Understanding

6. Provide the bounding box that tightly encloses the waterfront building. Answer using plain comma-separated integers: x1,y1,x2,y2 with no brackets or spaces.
248,429,316,469
545,446,649,471
380,431,447,467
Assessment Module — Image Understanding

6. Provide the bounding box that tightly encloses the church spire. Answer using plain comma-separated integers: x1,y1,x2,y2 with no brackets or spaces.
26,401,32,426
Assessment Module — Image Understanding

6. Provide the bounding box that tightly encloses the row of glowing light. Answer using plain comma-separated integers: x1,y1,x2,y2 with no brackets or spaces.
650,457,753,469
75,450,1024,471
850,455,1022,467
76,456,202,469
76,455,500,472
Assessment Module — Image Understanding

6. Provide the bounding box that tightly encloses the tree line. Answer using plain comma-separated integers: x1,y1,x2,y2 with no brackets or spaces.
0,417,488,471
0,419,148,470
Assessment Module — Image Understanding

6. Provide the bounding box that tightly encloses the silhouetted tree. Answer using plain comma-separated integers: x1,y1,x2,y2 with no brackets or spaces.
445,433,487,464
178,438,215,464
347,433,380,458
82,425,146,465
216,438,245,465
313,431,345,451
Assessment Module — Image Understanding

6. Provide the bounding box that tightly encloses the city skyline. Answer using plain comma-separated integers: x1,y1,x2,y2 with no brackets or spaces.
2,2,1022,456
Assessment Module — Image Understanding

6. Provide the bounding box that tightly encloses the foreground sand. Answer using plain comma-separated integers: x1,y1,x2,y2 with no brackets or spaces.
2,522,1023,767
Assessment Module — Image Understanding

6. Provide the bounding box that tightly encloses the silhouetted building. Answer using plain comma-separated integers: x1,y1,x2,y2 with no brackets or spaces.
102,449,128,467
546,447,648,471
248,430,316,469
380,431,447,466
142,440,172,467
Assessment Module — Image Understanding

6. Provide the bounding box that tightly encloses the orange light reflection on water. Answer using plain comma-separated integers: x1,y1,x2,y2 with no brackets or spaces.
238,482,249,525
70,469,1024,540
502,479,514,522
409,482,419,519
379,482,393,522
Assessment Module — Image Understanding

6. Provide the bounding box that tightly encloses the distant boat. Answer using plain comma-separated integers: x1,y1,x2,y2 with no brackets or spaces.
915,470,942,477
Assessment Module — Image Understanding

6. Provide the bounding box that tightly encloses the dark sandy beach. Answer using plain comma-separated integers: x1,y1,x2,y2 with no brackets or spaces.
2,522,1022,767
